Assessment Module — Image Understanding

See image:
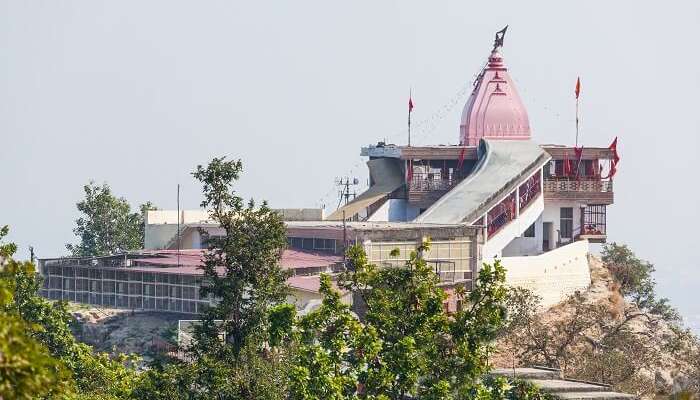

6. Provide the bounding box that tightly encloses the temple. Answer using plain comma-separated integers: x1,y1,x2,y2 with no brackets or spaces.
38,30,619,313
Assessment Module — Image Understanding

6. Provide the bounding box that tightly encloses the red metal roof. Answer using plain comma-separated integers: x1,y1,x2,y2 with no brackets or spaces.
128,249,342,275
287,275,346,294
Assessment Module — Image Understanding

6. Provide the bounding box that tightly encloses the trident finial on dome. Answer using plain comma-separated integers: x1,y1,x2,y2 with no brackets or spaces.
493,25,508,51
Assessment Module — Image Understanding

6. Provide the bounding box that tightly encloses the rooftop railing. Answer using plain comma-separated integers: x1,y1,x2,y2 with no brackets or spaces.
543,179,613,193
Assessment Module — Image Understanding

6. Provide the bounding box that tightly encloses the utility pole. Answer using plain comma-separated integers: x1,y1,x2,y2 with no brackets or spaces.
335,177,359,209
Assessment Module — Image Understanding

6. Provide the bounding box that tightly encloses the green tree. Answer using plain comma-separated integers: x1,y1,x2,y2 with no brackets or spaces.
190,157,289,358
66,182,156,257
133,157,291,399
602,242,679,322
290,242,511,399
290,274,379,399
0,225,74,399
1,225,141,399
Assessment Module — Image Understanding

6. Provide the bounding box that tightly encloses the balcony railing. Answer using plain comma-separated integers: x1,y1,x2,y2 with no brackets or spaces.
543,179,613,193
519,172,541,212
409,172,460,192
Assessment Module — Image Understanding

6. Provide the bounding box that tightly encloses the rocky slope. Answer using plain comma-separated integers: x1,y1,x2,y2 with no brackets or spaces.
69,304,179,362
493,254,700,399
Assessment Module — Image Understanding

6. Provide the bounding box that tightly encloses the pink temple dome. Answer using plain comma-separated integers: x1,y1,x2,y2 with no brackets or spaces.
459,49,531,146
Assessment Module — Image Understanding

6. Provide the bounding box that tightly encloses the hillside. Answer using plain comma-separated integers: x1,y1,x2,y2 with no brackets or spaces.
493,253,700,399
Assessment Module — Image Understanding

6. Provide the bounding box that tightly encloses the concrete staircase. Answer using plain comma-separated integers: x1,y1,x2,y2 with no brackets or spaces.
490,367,638,400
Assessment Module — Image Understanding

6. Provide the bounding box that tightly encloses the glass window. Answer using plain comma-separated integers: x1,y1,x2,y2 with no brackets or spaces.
129,282,142,295
144,297,156,310
117,282,127,294
560,207,574,239
182,287,195,299
183,301,196,313
103,294,115,307
170,299,183,312
144,284,155,296
103,281,115,293
181,275,196,285
116,271,129,281
116,295,129,308
75,279,87,291
129,297,143,309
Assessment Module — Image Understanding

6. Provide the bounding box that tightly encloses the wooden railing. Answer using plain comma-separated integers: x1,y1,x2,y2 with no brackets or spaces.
543,179,613,193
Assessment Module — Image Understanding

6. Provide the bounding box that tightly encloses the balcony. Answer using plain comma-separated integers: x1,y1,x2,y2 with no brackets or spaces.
408,172,462,208
543,179,614,204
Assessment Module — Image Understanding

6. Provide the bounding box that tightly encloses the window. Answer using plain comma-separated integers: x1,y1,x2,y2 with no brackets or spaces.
560,207,573,239
583,205,606,234
103,281,115,293
117,282,127,294
523,223,536,238
287,237,304,250
302,238,313,250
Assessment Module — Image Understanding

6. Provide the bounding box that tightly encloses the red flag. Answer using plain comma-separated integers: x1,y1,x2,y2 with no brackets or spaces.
575,77,581,99
563,151,572,176
457,147,466,171
609,137,619,164
602,137,620,179
408,97,414,113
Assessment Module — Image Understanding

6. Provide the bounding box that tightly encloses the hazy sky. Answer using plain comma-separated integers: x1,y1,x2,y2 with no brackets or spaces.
1,1,698,331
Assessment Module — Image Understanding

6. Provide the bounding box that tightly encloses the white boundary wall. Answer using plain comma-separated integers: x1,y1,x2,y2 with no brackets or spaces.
499,240,591,308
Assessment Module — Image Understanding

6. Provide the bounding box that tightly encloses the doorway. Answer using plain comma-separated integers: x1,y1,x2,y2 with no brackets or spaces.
542,222,552,252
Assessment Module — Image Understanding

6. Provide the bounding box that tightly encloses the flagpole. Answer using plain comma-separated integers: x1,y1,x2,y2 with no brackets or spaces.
575,77,580,148
408,88,412,147
575,98,579,147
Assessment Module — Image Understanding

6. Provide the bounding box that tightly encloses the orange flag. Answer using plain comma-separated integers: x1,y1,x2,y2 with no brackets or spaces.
575,77,581,99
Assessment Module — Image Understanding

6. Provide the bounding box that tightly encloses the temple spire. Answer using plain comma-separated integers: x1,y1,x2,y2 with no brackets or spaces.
459,26,530,146
493,25,508,51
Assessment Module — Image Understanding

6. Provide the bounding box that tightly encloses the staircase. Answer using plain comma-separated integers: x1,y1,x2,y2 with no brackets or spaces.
490,367,637,399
